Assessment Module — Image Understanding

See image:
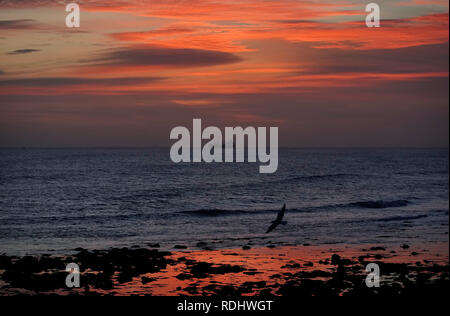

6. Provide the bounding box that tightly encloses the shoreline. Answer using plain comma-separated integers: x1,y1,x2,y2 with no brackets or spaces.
0,242,448,296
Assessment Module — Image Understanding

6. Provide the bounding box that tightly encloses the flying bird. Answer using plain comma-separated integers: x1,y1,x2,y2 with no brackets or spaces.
266,204,287,233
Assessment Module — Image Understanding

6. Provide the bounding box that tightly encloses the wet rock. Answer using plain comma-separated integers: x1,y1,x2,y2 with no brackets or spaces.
259,288,274,296
141,276,157,284
295,270,332,279
270,274,282,279
187,262,245,278
184,284,199,294
370,246,386,251
5,270,67,292
281,263,301,269
15,256,42,274
331,254,341,265
117,268,133,284
382,262,408,275
202,284,242,296
243,271,262,275
277,279,334,296
39,256,65,271
84,272,114,290
242,281,266,289
0,255,12,270
374,254,384,260
183,259,196,265
176,273,192,280
71,247,173,286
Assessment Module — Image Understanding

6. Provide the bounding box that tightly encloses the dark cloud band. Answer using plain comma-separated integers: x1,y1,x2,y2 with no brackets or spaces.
88,46,242,68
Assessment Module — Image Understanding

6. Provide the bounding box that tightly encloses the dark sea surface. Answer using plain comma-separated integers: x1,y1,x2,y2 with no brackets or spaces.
0,148,448,255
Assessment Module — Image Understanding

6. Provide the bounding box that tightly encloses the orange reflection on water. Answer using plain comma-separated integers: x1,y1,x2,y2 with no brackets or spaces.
109,242,448,296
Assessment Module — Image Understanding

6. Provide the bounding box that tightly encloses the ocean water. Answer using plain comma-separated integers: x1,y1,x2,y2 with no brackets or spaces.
0,148,448,255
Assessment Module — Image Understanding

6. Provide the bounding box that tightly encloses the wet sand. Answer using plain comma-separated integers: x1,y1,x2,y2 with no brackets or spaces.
0,243,448,296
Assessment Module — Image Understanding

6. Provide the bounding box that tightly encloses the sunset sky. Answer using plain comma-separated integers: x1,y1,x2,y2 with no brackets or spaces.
0,0,448,147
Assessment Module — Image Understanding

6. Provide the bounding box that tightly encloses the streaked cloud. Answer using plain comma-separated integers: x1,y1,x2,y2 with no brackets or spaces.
0,0,448,147
6,48,40,55
0,19,37,29
0,76,164,87
86,45,242,68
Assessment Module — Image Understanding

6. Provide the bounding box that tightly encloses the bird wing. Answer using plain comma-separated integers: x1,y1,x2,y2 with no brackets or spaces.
276,204,286,222
266,221,279,234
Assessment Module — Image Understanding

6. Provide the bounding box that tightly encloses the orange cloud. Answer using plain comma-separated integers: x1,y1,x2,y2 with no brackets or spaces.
104,5,449,52
0,1,448,97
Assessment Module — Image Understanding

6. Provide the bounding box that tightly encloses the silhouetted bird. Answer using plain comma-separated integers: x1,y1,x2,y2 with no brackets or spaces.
266,204,287,233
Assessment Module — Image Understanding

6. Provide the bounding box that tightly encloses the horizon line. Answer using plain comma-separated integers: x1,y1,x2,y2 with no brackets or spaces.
0,146,448,150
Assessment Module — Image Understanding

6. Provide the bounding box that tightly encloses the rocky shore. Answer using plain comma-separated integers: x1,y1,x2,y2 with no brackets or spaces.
0,244,448,296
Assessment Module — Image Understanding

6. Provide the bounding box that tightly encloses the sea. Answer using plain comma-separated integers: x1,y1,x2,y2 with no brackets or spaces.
0,148,448,255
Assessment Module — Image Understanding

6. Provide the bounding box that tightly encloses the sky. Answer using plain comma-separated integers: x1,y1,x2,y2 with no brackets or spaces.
0,0,448,147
